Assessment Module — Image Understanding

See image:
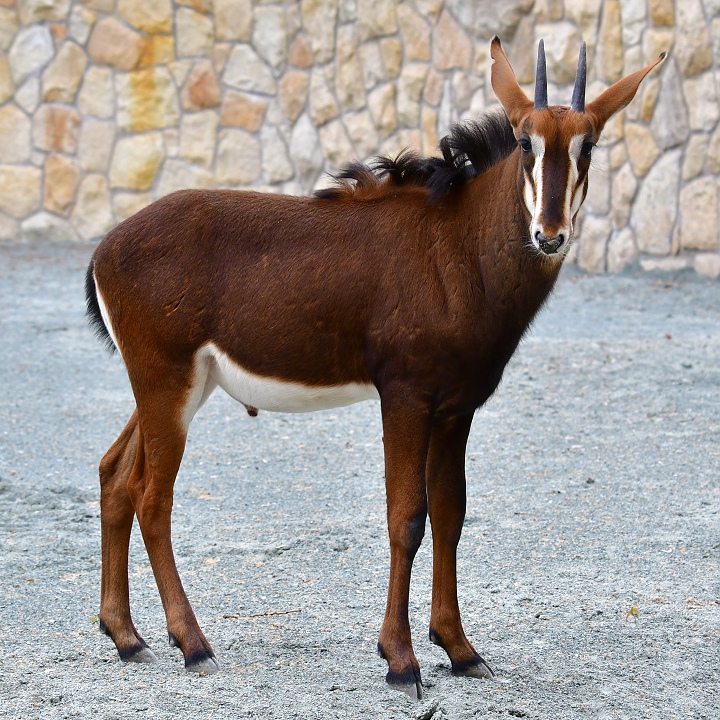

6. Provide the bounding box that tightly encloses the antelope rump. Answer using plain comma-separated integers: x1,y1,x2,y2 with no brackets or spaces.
86,38,665,699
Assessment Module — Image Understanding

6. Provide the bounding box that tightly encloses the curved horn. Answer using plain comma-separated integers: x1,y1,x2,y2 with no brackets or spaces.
570,42,587,113
534,39,548,110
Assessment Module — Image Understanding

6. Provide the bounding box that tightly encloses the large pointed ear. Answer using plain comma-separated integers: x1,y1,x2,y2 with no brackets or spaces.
585,52,667,137
490,36,533,133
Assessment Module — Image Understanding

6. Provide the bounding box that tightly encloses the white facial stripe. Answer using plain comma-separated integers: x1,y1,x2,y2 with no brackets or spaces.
523,135,545,218
565,134,586,232
184,342,380,428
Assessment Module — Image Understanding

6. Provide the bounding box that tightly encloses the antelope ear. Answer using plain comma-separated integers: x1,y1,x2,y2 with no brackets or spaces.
585,52,667,137
490,36,533,133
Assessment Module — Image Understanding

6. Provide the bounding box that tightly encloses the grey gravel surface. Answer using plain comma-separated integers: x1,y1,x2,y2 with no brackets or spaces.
0,242,718,720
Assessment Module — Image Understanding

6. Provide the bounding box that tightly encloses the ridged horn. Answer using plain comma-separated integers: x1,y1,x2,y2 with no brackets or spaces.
534,39,548,110
570,42,587,113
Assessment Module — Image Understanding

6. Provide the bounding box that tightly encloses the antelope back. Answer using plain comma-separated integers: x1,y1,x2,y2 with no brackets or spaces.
490,37,665,258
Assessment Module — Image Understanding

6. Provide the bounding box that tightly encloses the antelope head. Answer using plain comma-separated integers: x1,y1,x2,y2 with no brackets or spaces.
490,37,666,258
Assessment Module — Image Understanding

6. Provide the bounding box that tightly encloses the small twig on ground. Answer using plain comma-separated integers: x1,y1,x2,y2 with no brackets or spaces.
223,608,302,620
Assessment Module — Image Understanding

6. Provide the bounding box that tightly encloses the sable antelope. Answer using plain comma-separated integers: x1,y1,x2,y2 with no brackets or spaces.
86,38,665,699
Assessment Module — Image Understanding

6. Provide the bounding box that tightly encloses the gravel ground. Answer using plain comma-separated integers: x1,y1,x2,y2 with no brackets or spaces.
0,242,718,720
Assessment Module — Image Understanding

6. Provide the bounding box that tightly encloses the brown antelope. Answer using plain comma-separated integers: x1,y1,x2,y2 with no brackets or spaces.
86,38,665,699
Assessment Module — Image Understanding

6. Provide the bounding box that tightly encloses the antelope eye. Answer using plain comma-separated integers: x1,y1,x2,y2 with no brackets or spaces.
520,139,532,154
582,141,594,157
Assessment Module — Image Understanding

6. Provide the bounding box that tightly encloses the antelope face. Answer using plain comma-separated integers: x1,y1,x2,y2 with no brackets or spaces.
518,110,594,258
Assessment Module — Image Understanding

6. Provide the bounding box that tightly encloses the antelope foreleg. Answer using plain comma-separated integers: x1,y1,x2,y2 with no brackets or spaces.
99,410,157,663
377,392,433,701
426,413,493,679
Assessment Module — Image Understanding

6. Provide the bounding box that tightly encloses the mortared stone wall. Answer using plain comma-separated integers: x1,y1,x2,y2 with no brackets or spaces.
0,0,718,276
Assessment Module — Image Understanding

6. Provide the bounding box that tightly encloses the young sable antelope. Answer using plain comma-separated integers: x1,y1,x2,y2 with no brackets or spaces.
86,38,665,699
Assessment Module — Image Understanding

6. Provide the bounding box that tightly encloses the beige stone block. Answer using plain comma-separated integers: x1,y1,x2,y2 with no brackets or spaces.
368,82,397,139
397,63,428,128
68,4,96,45
335,26,366,112
113,192,151,223
138,35,176,68
175,0,213,12
359,41,385,90
318,118,355,170
650,59,690,149
595,0,624,84
357,0,397,40
223,45,276,95
215,0,252,42
607,227,639,272
176,7,214,57
625,123,660,178
154,159,215,199
676,0,712,77
43,154,80,215
649,0,674,26
510,15,536,86
110,132,165,191
421,105,439,156
683,73,720,132
289,35,313,68
380,38,402,79
220,91,268,131
0,165,42,218
163,127,179,157
639,256,690,272
77,66,114,119
694,253,720,278
423,68,444,107
344,109,379,161
216,128,261,186
212,42,232,74
20,211,80,243
632,148,681,254
577,214,611,273
118,0,172,33
564,0,603,56
309,67,339,126
78,118,115,173
301,0,338,64
18,0,70,24
32,105,81,154
610,141,628,170
584,147,611,216
290,113,323,189
253,5,287,70
433,9,472,72
9,25,54,86
261,125,294,184
42,41,88,103
181,59,221,111
116,67,180,133
0,7,18,53
682,134,709,181
80,0,115,11
397,3,429,62
611,162,638,229
534,0,563,21
15,76,39,114
679,176,719,251
280,71,309,124
0,104,30,163
642,28,674,67
639,78,660,123
71,174,114,240
707,125,720,174
179,111,218,169
88,17,144,71
0,213,19,243
0,56,12,105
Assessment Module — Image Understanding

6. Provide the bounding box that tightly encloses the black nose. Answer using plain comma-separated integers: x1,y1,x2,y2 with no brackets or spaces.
535,231,564,255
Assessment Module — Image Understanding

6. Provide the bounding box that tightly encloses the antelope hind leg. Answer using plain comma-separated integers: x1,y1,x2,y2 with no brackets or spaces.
98,410,158,663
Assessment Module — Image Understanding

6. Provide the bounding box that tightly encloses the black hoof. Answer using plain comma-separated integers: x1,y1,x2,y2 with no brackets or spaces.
386,668,423,701
100,620,157,664
452,654,494,679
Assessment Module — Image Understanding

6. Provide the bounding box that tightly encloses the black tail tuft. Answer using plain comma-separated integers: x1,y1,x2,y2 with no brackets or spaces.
85,260,117,355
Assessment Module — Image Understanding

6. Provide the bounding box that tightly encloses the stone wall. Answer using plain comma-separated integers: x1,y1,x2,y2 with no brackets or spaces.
0,0,718,276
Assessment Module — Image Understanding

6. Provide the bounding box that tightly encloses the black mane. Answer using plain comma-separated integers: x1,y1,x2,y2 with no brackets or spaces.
315,110,516,204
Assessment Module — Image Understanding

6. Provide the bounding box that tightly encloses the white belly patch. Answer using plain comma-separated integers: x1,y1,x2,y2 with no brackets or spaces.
191,342,379,419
